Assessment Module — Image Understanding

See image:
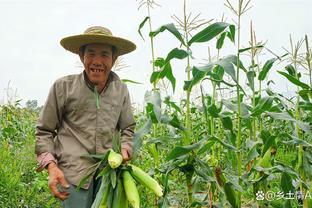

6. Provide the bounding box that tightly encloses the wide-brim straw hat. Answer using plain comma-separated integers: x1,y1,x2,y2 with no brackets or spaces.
60,26,136,56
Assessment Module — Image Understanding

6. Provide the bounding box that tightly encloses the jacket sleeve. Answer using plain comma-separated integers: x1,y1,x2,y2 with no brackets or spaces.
35,81,65,156
118,86,136,155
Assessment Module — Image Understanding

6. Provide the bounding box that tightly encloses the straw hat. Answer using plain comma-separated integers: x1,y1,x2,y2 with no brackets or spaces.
60,26,136,56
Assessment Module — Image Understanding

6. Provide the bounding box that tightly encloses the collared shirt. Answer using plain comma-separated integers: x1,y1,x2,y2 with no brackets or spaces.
35,71,135,189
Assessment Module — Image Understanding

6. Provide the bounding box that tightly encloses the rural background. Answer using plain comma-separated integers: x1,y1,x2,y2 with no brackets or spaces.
0,0,311,207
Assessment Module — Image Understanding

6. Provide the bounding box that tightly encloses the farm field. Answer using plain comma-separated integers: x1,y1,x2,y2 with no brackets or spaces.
0,0,312,207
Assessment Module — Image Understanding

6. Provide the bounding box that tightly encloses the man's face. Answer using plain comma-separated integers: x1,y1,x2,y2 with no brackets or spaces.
80,43,116,86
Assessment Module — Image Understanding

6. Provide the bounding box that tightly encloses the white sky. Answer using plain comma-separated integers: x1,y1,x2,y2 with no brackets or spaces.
0,0,311,108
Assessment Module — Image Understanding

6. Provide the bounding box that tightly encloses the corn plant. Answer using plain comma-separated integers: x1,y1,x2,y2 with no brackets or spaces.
304,35,312,88
274,35,312,208
137,0,161,168
143,2,236,207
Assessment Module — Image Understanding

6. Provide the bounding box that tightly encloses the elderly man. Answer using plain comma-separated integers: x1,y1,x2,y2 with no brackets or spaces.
35,26,136,207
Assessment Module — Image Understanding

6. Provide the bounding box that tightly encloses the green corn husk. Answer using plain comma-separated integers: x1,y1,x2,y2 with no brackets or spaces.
129,164,163,197
122,170,140,208
108,150,123,169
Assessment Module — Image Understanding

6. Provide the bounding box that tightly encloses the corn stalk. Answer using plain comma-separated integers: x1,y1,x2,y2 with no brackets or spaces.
289,35,309,208
305,35,312,88
172,0,211,204
137,0,160,167
225,0,252,206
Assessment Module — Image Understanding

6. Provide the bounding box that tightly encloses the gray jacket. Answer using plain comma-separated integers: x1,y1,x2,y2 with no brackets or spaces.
35,71,135,188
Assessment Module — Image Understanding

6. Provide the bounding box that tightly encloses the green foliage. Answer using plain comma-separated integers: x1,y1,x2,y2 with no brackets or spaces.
2,0,312,207
150,23,186,46
0,105,61,208
187,22,232,46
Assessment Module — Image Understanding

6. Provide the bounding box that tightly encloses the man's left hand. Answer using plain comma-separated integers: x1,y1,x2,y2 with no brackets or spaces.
121,148,131,162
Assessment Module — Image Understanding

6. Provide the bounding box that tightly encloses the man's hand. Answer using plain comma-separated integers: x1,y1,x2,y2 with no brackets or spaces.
121,148,131,162
47,162,70,201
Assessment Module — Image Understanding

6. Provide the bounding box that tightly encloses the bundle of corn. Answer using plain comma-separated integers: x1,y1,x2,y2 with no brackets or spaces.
89,149,163,208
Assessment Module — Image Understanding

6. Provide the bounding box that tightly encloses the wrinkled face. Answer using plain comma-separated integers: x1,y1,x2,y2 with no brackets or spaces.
80,43,116,86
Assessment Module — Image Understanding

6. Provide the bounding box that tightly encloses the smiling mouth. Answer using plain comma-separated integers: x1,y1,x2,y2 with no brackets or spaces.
90,68,104,73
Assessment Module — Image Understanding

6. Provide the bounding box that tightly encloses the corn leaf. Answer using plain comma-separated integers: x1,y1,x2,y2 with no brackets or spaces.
267,112,311,133
145,103,160,123
198,140,216,155
296,121,311,134
222,99,250,117
224,182,239,208
188,22,230,46
110,169,117,189
207,103,221,118
166,140,205,160
121,79,143,85
81,152,109,161
164,63,176,92
96,165,111,179
271,163,308,189
138,16,150,40
250,96,273,116
145,91,162,122
150,61,176,92
285,64,296,76
258,58,277,81
278,71,311,90
227,24,236,42
91,176,109,208
76,170,95,190
194,157,215,182
272,163,299,178
211,65,225,83
184,55,246,91
209,136,237,151
281,134,312,147
164,96,182,114
299,89,311,102
220,114,233,131
150,23,185,46
267,111,294,121
238,45,264,53
161,114,186,131
219,59,237,81
165,48,189,63
303,149,312,178
154,57,165,67
246,146,259,163
281,173,294,193
299,101,312,111
216,32,227,49
283,200,292,208
184,66,210,91
260,130,276,157
247,70,256,91
107,184,114,208
218,55,247,80
132,118,152,160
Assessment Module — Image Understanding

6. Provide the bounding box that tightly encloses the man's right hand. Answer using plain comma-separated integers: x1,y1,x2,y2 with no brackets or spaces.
47,162,70,201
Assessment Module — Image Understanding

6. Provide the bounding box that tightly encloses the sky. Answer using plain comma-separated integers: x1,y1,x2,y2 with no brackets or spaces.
0,0,311,108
